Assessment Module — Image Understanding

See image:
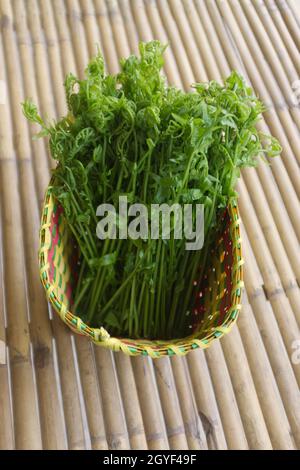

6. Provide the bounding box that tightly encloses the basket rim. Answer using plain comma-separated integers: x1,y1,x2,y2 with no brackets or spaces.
39,181,244,358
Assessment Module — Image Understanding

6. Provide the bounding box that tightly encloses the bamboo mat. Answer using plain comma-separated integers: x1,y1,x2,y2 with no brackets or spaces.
0,0,299,450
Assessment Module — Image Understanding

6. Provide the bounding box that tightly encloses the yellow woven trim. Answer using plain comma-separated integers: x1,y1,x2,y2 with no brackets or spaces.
232,237,242,249
191,339,211,349
144,347,161,358
39,245,51,254
46,284,55,301
232,281,244,293
227,304,242,315
231,217,241,230
93,327,111,342
232,259,245,273
40,262,50,275
213,323,234,335
60,303,67,316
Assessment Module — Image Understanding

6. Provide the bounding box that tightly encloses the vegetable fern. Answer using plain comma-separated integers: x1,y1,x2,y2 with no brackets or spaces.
22,41,280,339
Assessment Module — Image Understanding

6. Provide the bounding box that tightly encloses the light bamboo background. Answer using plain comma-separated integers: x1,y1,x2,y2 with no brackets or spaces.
0,0,299,450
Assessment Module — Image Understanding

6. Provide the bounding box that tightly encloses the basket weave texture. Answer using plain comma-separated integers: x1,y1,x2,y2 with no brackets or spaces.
39,182,244,358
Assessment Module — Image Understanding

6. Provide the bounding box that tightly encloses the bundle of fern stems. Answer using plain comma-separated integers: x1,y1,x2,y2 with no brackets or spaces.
23,41,280,340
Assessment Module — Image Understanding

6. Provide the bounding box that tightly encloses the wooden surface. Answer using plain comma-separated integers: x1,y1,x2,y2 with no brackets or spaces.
0,0,299,450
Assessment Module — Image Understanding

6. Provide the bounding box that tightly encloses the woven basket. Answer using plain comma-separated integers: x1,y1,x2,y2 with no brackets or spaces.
39,182,244,358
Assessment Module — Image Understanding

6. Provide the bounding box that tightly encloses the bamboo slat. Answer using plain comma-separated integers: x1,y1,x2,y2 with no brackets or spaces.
286,0,300,24
103,0,131,59
94,349,130,449
117,0,140,56
114,353,148,449
80,0,101,58
242,162,300,281
167,0,208,83
0,33,42,450
181,0,223,81
153,358,189,450
5,0,68,449
115,354,148,449
21,0,90,449
242,239,300,447
12,0,50,203
0,347,13,450
93,0,120,74
237,178,300,379
239,172,300,322
187,351,228,450
254,0,300,73
230,0,300,119
49,321,86,449
26,0,63,125
170,357,208,450
73,338,108,450
36,0,70,117
65,0,90,78
251,0,300,79
131,357,169,450
222,0,300,146
0,207,14,450
204,342,248,450
50,0,78,76
220,326,273,450
240,224,264,288
238,292,296,449
273,0,300,49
